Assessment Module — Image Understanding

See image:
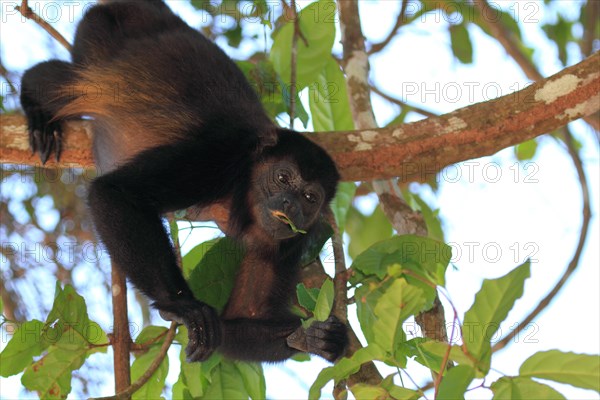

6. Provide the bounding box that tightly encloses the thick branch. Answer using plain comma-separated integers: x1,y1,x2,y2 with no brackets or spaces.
2,53,598,181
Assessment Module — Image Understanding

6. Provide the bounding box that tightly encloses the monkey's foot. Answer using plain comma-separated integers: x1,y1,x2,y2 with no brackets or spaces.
24,105,62,164
159,300,222,362
288,316,348,362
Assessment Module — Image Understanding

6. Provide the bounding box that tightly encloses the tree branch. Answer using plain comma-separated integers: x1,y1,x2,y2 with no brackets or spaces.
110,263,132,397
15,0,72,52
94,322,177,400
2,52,598,181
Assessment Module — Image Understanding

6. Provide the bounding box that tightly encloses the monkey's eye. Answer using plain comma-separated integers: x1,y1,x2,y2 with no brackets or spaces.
303,191,317,203
277,173,290,185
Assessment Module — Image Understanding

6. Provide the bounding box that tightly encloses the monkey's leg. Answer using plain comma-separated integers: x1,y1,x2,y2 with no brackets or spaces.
220,316,347,362
20,60,74,163
220,318,301,362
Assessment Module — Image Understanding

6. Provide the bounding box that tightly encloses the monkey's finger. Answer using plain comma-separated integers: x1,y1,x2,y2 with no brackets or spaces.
205,306,222,347
40,126,55,165
54,127,63,162
33,130,46,162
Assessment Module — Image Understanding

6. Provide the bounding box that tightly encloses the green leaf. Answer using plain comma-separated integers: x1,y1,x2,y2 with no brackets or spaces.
45,283,108,349
449,24,473,64
237,59,287,120
515,139,538,161
173,331,221,400
381,374,421,399
21,346,87,399
350,384,388,399
187,238,244,312
491,377,566,399
437,365,475,400
313,278,334,321
407,192,444,242
309,345,386,400
203,359,265,400
542,16,574,66
417,340,481,376
169,218,179,248
346,205,394,259
372,278,425,356
182,239,218,279
354,281,383,346
291,352,311,362
131,346,169,400
309,56,354,132
330,182,357,233
0,320,47,377
135,325,168,345
350,235,451,308
17,283,108,398
520,350,600,392
351,235,450,285
463,261,531,373
296,283,320,312
270,0,336,89
224,24,243,48
278,76,310,128
234,361,266,400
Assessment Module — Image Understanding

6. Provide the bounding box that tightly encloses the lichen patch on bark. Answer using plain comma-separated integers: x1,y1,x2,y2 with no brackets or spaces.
534,74,581,104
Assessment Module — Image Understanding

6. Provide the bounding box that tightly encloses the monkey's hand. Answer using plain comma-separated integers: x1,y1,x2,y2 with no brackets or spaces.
23,105,62,164
159,300,222,362
286,316,348,362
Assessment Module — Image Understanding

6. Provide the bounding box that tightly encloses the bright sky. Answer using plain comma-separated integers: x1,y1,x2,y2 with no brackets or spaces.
0,1,598,399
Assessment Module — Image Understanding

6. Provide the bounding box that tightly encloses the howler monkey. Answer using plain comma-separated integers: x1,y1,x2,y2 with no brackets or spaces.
20,0,347,362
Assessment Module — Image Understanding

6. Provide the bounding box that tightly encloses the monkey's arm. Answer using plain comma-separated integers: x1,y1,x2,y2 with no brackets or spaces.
88,138,250,361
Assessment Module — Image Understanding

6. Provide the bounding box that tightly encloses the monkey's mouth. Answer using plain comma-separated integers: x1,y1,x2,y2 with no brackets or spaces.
270,210,307,234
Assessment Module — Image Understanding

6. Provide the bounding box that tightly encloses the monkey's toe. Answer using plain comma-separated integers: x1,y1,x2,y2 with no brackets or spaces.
25,106,62,164
306,316,348,362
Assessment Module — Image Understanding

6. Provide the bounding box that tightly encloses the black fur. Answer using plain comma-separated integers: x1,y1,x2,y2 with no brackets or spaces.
20,0,346,362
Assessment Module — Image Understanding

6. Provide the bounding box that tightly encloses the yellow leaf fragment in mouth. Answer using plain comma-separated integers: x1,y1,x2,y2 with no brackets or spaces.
270,210,307,234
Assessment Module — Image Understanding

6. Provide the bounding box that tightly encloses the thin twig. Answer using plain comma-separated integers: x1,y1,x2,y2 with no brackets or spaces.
492,127,591,352
325,208,350,399
370,85,437,118
434,299,458,397
94,322,177,400
474,0,594,353
15,1,72,52
289,0,300,129
326,209,348,325
368,0,408,55
473,0,598,132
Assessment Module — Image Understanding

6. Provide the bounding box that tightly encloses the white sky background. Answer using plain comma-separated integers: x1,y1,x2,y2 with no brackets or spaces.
0,0,599,399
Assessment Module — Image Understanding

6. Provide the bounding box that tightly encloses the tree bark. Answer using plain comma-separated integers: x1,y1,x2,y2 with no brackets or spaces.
1,52,598,181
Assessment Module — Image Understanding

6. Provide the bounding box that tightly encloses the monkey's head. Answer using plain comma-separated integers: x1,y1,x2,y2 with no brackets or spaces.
251,130,339,240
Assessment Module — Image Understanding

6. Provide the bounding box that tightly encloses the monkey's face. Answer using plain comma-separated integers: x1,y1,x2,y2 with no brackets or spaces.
251,159,325,240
